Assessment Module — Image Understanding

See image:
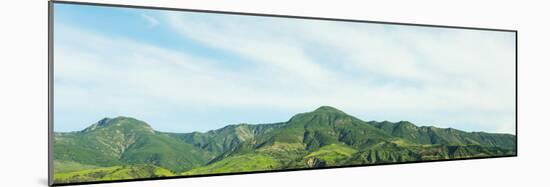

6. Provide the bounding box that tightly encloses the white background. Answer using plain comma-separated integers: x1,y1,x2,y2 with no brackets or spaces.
0,0,548,186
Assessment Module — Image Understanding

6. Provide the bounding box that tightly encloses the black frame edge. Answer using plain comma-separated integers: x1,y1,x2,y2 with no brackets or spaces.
515,31,518,156
48,0,54,186
48,0,519,186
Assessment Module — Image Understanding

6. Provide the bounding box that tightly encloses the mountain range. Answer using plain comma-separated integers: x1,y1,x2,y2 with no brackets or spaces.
53,106,516,184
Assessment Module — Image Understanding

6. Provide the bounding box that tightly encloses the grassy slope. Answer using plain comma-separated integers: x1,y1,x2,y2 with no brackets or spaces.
53,160,100,173
54,165,174,184
119,133,214,171
169,122,286,155
303,144,358,167
371,121,516,150
182,154,281,175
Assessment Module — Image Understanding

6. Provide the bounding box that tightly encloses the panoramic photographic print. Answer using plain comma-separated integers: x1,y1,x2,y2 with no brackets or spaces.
51,2,517,185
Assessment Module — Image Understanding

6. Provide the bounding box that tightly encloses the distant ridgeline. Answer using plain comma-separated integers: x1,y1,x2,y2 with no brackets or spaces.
53,106,516,183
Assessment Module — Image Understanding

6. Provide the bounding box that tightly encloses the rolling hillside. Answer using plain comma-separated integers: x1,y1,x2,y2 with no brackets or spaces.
53,106,516,183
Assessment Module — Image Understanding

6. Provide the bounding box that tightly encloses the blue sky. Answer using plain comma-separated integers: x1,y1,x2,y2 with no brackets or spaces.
53,3,516,134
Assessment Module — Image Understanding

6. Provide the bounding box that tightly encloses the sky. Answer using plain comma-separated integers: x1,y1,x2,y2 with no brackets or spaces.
53,3,516,134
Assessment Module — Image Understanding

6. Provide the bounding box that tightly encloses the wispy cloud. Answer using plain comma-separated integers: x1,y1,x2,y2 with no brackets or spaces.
162,12,516,133
54,10,515,134
141,13,160,27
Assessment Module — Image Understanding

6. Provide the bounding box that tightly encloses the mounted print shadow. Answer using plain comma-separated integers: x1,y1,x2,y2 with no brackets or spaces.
49,1,517,186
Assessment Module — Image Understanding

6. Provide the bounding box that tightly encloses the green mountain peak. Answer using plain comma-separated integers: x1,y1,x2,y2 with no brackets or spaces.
81,116,153,133
288,106,353,125
313,106,345,113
